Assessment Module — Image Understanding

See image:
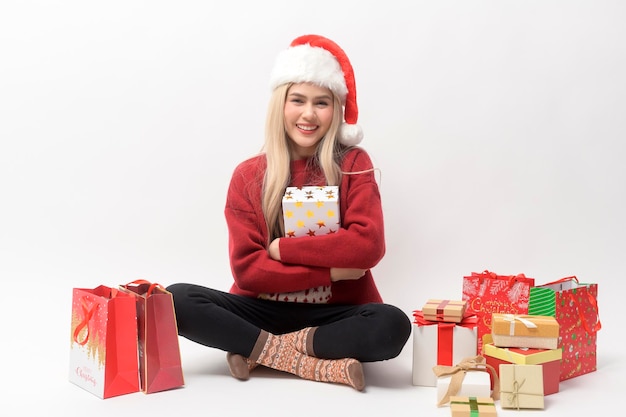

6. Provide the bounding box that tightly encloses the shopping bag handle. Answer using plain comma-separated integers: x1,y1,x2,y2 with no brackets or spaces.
123,279,164,296
146,282,164,295
570,291,602,335
542,275,579,287
471,270,529,287
73,297,97,345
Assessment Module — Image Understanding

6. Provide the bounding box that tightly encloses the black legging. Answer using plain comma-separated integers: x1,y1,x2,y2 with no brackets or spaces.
166,283,412,363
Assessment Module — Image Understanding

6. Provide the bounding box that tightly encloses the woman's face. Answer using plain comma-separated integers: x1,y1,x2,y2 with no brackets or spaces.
283,82,335,160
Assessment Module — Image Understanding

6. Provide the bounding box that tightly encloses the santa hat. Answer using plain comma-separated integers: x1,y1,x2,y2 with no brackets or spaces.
269,34,363,146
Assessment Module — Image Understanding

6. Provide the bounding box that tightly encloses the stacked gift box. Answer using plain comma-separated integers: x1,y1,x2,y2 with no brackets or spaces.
485,313,562,410
412,299,498,408
412,272,600,416
412,299,478,388
485,313,562,400
412,271,601,417
483,342,562,397
413,302,554,413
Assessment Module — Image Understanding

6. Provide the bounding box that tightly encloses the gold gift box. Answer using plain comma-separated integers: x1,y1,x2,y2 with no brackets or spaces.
422,299,468,323
449,396,497,417
499,364,545,409
491,314,559,349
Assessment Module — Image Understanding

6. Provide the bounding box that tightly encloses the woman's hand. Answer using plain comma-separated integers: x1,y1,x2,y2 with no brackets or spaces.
268,238,281,261
330,268,366,282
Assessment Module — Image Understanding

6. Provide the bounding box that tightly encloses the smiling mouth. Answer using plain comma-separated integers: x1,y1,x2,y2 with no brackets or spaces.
297,124,317,131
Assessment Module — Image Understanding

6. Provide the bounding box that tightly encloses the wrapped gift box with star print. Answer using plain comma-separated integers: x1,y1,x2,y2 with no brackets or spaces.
282,186,340,238
257,185,340,303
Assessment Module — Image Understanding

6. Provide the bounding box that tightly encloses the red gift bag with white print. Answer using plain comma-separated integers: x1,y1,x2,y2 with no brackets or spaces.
462,270,535,355
69,286,140,399
528,276,600,381
120,280,185,394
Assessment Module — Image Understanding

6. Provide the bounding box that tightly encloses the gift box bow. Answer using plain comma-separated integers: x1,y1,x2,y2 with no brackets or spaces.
413,310,478,328
413,310,479,367
501,314,538,335
433,355,500,407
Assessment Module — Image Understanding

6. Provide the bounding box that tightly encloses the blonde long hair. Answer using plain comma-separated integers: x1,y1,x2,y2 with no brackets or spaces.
261,83,348,242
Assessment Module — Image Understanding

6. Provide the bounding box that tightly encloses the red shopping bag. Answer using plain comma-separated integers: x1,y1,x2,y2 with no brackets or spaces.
528,276,600,381
121,280,185,393
462,270,535,355
69,286,140,399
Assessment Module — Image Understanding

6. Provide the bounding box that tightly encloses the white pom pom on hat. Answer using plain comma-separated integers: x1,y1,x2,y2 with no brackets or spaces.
269,34,363,146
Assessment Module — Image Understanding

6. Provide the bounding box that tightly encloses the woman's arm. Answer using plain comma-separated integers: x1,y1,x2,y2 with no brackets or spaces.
268,238,366,282
278,148,386,270
225,157,333,295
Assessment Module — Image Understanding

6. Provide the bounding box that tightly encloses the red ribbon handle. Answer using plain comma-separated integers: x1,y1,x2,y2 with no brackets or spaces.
472,270,528,288
147,282,164,296
123,279,164,296
569,291,601,335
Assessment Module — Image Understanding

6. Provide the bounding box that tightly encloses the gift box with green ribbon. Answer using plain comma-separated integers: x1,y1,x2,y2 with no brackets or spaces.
449,396,497,417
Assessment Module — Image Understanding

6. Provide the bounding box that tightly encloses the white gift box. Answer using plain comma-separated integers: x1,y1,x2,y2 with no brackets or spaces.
282,186,340,238
436,370,491,405
412,316,478,387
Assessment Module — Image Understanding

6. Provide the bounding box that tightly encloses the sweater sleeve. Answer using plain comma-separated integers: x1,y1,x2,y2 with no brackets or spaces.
224,157,332,295
278,148,386,269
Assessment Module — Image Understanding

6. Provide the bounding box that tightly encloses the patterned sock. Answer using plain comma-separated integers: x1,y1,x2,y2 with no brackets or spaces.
226,327,316,381
290,326,317,357
226,352,258,381
251,330,365,391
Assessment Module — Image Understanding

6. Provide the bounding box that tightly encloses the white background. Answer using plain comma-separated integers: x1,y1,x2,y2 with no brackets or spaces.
1,1,623,415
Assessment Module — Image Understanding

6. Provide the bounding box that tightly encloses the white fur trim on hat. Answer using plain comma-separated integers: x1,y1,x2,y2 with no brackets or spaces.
269,44,348,101
270,34,363,146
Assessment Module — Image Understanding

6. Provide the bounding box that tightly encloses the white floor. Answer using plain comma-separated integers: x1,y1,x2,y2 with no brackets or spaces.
3,282,619,417
1,3,623,414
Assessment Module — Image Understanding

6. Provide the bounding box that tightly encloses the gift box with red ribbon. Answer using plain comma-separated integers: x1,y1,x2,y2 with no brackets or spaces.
422,299,468,323
412,310,478,387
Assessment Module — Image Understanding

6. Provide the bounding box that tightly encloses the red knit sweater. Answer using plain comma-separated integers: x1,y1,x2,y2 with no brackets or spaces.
224,147,385,304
